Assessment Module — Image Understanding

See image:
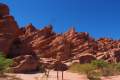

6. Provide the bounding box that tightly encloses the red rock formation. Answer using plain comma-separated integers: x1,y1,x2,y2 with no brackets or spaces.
1,3,120,71
17,25,120,63
19,25,57,58
0,3,22,55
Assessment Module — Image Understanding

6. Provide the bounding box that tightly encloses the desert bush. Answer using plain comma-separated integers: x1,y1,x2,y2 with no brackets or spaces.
101,66,115,76
91,60,115,76
0,52,13,75
69,60,120,79
87,71,101,80
69,60,120,80
69,62,101,80
91,60,108,69
111,63,120,75
69,62,96,74
115,63,120,72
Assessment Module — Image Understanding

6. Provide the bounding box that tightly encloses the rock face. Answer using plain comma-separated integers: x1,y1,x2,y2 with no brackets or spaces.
18,26,120,63
0,3,22,55
1,3,120,73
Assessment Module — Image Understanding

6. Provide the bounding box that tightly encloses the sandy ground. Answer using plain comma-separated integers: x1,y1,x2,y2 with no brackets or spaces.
101,76,120,80
6,71,120,80
6,71,88,80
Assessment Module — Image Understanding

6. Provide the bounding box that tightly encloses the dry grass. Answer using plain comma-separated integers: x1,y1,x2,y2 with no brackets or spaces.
69,60,120,80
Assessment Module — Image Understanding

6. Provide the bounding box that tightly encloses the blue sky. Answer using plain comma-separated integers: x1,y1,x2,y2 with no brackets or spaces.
0,0,120,39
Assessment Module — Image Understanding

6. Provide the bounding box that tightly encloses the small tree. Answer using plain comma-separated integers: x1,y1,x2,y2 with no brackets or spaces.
0,52,13,75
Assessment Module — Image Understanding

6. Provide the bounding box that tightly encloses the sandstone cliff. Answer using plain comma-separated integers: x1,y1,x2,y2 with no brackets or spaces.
0,3,120,64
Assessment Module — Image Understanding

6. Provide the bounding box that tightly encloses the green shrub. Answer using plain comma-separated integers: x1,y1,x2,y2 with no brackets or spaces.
87,71,101,80
115,63,120,72
69,63,96,74
69,63,101,80
69,60,120,79
101,67,114,76
91,60,108,69
91,60,119,76
111,63,120,75
0,52,13,75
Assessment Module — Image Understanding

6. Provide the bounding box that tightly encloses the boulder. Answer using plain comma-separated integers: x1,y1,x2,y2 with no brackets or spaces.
79,54,96,64
12,55,39,73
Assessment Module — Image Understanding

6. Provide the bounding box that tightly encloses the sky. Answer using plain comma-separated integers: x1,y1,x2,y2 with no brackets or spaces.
0,0,120,39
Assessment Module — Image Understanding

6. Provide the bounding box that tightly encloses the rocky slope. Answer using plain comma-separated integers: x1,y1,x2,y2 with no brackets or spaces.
20,25,120,63
0,3,120,73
